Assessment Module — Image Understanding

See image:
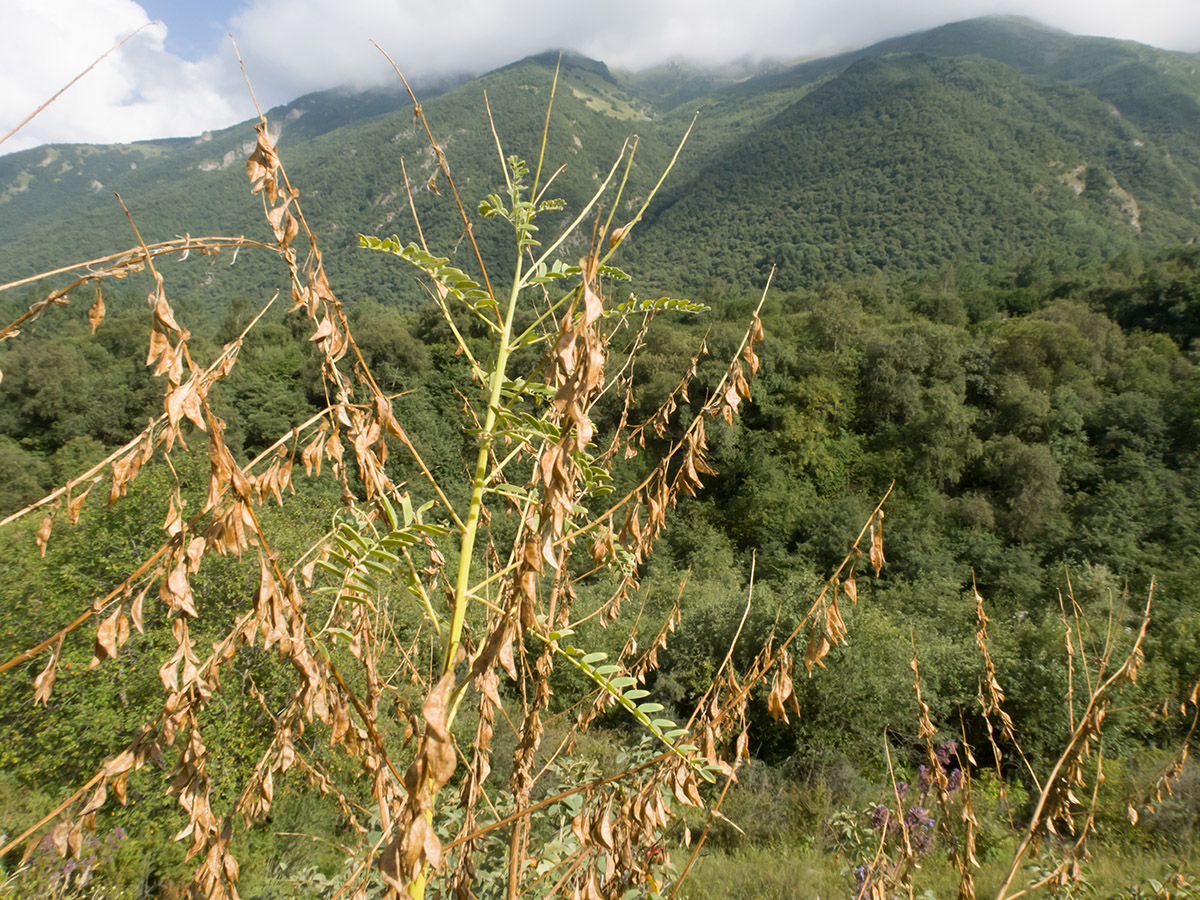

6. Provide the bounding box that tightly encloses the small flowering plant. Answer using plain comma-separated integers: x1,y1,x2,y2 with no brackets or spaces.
2,826,127,900
833,740,969,900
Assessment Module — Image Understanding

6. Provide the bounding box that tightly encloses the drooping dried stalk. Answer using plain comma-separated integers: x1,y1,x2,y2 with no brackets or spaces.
912,641,979,900
975,578,1040,792
993,584,1153,900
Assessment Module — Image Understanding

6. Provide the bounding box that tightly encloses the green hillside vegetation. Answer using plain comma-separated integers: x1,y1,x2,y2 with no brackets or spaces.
3,239,1200,897
735,15,1200,145
4,17,1200,305
635,52,1200,292
1,16,1199,900
0,54,679,310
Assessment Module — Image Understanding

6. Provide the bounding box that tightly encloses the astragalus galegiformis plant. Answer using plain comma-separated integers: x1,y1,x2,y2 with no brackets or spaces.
0,53,895,900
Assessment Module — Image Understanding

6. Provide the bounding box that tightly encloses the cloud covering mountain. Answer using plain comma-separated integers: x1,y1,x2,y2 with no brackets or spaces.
4,0,1200,154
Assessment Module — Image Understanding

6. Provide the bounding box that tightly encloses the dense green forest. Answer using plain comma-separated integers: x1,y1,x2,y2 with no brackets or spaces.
3,241,1199,897
2,14,1200,900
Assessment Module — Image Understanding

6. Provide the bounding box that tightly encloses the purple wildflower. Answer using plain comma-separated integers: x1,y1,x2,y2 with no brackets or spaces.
870,804,889,830
936,740,958,767
906,806,934,831
905,806,936,855
855,864,872,892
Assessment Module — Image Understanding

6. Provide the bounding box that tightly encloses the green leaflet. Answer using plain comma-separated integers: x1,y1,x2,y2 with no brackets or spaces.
611,296,710,316
314,502,448,612
357,235,496,311
544,635,711,773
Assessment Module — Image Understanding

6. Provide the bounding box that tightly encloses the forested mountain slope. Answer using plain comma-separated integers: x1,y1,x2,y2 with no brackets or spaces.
635,52,1200,292
0,55,676,310
3,18,1200,303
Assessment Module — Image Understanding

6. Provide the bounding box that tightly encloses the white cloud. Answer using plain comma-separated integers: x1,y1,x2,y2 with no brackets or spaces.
0,0,250,153
3,0,1199,154
225,0,1200,79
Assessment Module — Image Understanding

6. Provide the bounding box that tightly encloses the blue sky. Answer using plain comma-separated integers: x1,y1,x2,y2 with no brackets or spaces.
137,0,249,61
3,0,1200,154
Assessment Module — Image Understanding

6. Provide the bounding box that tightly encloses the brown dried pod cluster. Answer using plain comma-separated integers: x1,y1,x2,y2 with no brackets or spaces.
0,54,937,900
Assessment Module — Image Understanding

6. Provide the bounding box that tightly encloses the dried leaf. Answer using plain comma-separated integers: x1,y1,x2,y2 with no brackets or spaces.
186,536,206,573
109,455,136,504
152,291,182,335
51,820,70,857
378,834,407,893
422,672,458,789
33,637,63,706
282,213,299,249
843,570,858,605
596,802,615,851
103,749,135,779
743,313,764,375
583,868,603,900
164,492,184,537
162,559,197,617
80,782,107,816
301,558,318,588
767,676,788,722
88,287,105,333
35,513,52,557
146,327,171,370
498,627,517,681
869,517,885,577
267,203,288,240
580,273,604,327
90,605,122,667
804,629,831,674
111,772,129,806
309,317,334,344
130,583,149,634
67,483,94,525
165,375,206,431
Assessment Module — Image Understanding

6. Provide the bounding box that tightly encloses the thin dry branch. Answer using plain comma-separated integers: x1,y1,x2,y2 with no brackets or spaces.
993,584,1154,900
0,23,155,147
371,40,497,303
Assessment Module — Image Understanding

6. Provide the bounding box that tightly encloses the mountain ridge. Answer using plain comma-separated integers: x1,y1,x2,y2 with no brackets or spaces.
3,17,1200,302
633,50,1200,292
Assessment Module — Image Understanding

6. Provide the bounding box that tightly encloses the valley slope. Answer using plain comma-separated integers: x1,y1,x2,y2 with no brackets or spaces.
2,16,1199,308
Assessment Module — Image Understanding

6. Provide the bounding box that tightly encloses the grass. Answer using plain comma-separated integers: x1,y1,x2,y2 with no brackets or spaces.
670,752,1199,900
680,838,1199,900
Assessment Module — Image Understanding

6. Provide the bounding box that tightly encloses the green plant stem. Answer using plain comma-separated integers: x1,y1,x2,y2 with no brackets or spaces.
441,137,631,681
444,254,525,678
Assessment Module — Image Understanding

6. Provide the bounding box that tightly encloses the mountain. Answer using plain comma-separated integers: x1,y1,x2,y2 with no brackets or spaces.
636,51,1200,291
3,17,1200,309
629,16,1200,291
719,15,1200,144
0,52,691,309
